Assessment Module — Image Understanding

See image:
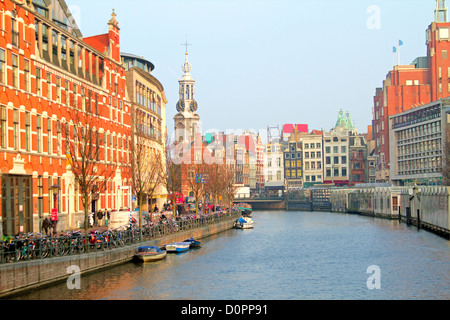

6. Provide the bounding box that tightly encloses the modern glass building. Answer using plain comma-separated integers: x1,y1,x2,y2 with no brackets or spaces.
389,98,450,186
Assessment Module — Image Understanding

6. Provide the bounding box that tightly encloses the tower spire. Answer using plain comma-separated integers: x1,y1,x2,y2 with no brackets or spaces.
181,35,191,54
174,38,200,143
181,36,193,79
435,0,448,22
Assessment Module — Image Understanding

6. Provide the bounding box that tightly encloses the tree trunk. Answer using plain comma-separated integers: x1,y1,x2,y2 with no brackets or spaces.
172,197,177,217
83,199,90,232
138,193,144,228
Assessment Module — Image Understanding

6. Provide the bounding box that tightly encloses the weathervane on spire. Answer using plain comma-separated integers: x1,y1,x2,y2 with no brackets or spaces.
181,35,192,55
181,35,193,75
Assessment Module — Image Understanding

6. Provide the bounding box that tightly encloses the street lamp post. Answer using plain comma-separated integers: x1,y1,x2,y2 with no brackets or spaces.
413,186,421,229
51,184,60,236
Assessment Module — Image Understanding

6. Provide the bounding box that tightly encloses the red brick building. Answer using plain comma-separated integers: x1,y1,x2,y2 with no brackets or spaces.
0,0,131,236
349,135,369,186
372,1,450,182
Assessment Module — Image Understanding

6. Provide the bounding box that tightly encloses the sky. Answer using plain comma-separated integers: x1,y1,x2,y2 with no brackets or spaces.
65,0,437,141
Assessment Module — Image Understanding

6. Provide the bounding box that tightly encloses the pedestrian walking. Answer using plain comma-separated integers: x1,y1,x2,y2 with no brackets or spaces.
105,210,109,228
97,210,103,226
42,217,51,236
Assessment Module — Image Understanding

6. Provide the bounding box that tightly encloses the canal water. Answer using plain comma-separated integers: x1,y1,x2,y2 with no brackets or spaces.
13,211,450,300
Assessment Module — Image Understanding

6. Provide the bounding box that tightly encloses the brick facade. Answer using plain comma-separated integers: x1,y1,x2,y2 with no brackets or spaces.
373,6,450,182
0,0,131,235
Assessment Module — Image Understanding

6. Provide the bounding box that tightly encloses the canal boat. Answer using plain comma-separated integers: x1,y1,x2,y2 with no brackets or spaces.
134,246,167,262
234,216,254,229
165,242,191,253
235,203,252,216
183,237,202,248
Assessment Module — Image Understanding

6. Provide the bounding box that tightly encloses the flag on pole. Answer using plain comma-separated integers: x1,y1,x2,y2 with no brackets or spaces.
393,47,396,66
399,40,403,46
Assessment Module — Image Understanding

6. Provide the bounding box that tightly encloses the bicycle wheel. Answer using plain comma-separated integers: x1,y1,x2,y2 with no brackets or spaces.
51,242,62,257
40,243,49,258
1,246,16,263
4,251,16,263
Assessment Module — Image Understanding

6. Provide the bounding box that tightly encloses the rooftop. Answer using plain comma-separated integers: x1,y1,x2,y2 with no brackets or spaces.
121,52,155,72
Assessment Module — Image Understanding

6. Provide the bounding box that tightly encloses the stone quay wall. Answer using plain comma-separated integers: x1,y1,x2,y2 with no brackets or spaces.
0,213,239,298
330,186,450,236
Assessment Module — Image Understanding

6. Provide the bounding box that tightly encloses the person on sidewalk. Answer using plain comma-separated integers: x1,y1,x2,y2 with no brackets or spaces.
105,210,110,228
93,211,97,227
42,217,51,236
97,210,103,227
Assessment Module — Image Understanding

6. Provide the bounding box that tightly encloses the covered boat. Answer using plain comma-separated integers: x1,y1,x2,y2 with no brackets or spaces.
234,216,254,229
165,242,191,253
235,203,252,216
135,246,167,262
184,237,202,248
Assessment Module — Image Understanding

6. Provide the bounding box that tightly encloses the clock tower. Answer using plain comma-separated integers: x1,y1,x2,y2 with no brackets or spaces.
174,49,200,143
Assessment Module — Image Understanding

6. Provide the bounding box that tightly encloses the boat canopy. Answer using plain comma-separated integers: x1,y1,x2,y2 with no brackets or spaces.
138,246,161,253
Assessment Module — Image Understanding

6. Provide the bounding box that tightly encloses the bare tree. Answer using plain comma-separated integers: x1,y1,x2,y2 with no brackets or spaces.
126,110,165,227
160,135,182,217
222,163,240,210
204,163,225,212
185,162,207,215
64,109,117,232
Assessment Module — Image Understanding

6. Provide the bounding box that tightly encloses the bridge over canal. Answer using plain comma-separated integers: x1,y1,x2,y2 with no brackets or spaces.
233,196,315,211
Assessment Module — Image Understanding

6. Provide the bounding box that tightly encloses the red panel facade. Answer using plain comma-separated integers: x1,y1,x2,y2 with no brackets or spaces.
372,16,450,181
0,1,131,235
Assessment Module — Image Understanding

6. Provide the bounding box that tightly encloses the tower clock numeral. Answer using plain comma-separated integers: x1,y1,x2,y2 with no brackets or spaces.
190,101,198,112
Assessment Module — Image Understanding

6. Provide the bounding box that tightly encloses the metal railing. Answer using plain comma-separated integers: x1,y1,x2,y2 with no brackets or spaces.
235,194,286,201
0,210,240,264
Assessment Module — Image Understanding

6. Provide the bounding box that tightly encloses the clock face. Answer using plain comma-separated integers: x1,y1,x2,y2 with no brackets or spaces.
176,100,185,112
190,100,198,112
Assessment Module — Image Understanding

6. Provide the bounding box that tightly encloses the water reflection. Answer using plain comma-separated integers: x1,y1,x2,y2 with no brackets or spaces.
13,211,450,300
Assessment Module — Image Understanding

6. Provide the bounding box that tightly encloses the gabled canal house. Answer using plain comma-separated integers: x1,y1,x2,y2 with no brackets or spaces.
264,129,287,194
301,130,324,188
283,126,305,189
322,110,355,187
0,0,132,236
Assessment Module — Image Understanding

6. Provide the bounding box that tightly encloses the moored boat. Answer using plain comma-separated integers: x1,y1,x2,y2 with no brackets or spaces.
235,203,252,216
184,237,202,248
134,246,167,262
234,216,254,229
165,242,191,253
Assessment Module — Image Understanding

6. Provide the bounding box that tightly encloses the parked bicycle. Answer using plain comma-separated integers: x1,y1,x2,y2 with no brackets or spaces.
0,210,240,264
